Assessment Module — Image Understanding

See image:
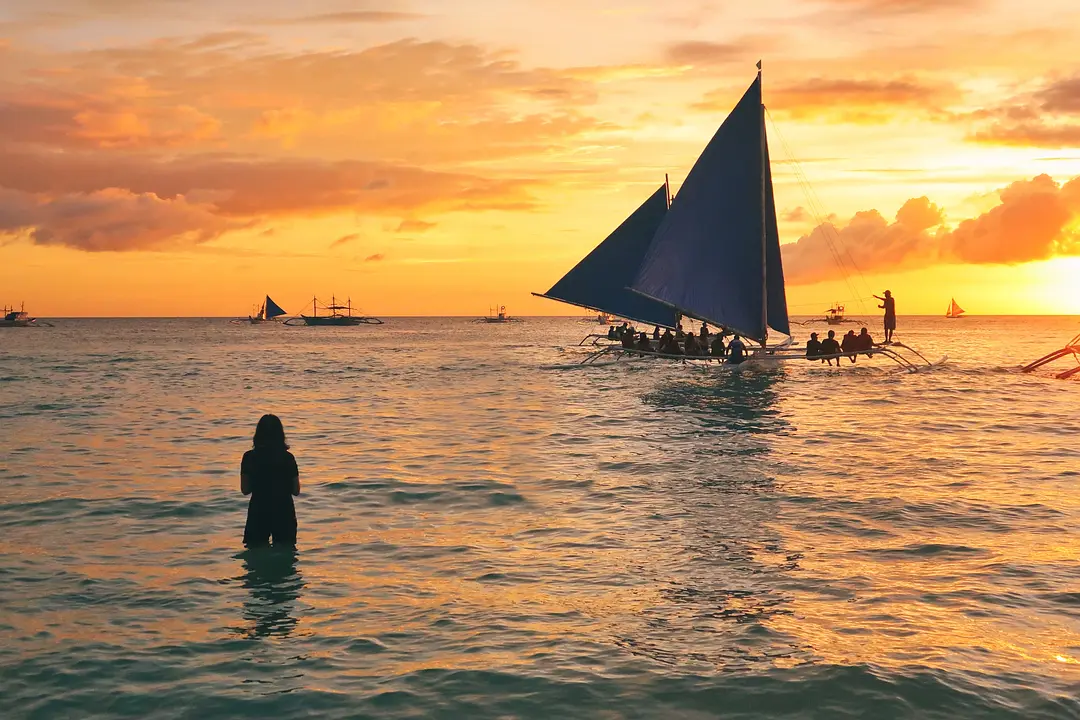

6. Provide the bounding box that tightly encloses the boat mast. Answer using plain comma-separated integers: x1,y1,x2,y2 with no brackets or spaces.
664,173,672,209
758,59,768,348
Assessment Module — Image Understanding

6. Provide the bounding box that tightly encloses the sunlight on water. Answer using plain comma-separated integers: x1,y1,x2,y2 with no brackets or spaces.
1,316,1079,718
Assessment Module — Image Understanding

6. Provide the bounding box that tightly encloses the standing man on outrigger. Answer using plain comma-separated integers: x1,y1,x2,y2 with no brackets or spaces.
873,290,896,344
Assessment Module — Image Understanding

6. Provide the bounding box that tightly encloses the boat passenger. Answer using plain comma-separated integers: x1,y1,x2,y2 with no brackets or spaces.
819,330,841,366
636,332,652,352
241,414,300,548
660,331,681,355
727,336,747,364
607,325,617,340
676,323,685,340
856,327,875,356
840,329,858,363
710,334,726,357
700,322,709,340
653,325,661,341
684,333,701,356
805,332,821,360
620,322,630,338
873,290,896,343
621,331,637,349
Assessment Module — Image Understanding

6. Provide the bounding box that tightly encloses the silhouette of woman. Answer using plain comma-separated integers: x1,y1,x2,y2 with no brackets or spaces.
240,414,300,547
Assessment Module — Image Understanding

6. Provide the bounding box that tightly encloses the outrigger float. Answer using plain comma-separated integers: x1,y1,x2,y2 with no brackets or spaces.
1021,333,1080,380
538,63,942,373
284,296,383,326
231,295,287,325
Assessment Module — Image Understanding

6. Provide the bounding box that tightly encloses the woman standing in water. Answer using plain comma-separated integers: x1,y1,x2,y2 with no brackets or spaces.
240,414,300,547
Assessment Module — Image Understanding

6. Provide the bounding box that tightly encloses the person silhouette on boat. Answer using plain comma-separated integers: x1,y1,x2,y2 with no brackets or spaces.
710,333,726,357
241,414,300,548
873,290,896,343
819,330,841,366
676,323,685,339
621,329,637,349
620,322,630,338
856,327,875,356
660,330,681,354
805,332,821,361
607,325,617,340
652,325,661,341
636,332,652,353
841,329,858,363
727,335,747,364
684,332,701,356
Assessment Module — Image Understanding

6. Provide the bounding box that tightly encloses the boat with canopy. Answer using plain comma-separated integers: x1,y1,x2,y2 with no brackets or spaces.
554,64,941,372
284,296,383,326
945,298,965,319
475,305,524,323
1021,333,1080,379
0,303,51,328
231,295,287,325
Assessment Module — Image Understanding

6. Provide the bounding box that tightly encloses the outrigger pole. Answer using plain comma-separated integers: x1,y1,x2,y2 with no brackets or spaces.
1022,333,1080,379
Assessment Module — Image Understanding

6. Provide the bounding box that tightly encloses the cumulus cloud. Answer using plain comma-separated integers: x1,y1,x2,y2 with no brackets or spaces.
0,187,241,251
782,174,1080,283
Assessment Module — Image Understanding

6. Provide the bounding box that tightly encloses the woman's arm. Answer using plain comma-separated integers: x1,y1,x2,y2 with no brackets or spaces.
240,473,252,496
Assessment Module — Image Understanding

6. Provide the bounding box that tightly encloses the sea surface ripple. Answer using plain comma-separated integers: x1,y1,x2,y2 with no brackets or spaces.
1,316,1079,719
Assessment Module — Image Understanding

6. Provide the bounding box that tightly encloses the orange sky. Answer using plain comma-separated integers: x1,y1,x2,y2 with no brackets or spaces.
2,0,1080,317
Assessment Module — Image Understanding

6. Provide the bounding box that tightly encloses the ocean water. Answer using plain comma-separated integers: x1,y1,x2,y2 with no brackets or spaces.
1,315,1079,719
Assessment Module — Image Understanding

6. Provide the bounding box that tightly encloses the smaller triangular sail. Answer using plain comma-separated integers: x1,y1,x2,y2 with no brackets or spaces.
946,298,964,317
534,185,679,329
265,295,287,319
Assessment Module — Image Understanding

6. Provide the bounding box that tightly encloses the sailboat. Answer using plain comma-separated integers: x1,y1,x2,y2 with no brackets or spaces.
555,64,941,372
232,295,287,325
945,298,965,319
532,183,680,340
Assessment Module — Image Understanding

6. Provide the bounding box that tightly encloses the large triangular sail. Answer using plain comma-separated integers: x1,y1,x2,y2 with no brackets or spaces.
533,185,680,329
265,295,287,319
946,298,965,318
629,74,786,344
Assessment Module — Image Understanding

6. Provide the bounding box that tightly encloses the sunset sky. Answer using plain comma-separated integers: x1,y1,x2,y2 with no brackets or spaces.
2,0,1080,317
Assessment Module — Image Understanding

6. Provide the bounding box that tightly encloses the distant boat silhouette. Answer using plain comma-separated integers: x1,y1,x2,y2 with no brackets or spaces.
284,296,383,326
232,295,287,325
945,298,965,319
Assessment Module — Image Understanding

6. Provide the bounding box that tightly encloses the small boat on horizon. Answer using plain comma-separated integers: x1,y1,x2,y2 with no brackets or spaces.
284,296,383,326
231,295,287,325
945,298,966,319
474,305,524,323
1,303,50,328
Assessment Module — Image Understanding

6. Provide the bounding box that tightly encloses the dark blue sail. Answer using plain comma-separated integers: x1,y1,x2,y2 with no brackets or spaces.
534,185,679,329
763,141,790,336
630,76,781,344
265,295,287,319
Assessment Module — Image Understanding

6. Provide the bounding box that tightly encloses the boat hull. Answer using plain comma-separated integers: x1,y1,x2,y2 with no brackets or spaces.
299,315,383,326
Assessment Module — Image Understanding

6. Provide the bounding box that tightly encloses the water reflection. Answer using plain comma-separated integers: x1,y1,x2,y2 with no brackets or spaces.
642,367,787,435
238,547,304,639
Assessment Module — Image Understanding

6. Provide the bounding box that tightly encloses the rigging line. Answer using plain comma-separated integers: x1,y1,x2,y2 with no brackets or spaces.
765,108,876,314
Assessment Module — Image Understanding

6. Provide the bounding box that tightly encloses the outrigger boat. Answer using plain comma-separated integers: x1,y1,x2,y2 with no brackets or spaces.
0,303,51,328
284,296,383,326
231,295,287,325
945,298,965,319
474,305,524,323
547,64,942,373
1021,333,1080,380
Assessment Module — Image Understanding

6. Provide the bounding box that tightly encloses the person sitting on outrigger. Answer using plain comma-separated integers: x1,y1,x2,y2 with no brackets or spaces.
727,335,747,364
819,330,841,366
840,329,858,364
856,327,875,356
607,325,617,340
684,333,701,356
805,332,821,361
621,330,637,349
675,323,685,340
636,332,652,352
652,326,661,341
660,332,682,355
710,333,726,357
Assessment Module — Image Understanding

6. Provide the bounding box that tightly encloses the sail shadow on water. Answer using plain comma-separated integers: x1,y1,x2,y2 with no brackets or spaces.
234,547,305,640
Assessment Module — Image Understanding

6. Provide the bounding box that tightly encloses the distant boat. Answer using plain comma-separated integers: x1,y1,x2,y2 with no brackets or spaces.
284,296,383,326
475,305,524,324
232,295,287,325
0,303,50,328
945,298,965,319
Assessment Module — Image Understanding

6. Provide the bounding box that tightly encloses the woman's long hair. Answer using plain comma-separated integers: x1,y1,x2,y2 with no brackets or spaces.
252,414,289,451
